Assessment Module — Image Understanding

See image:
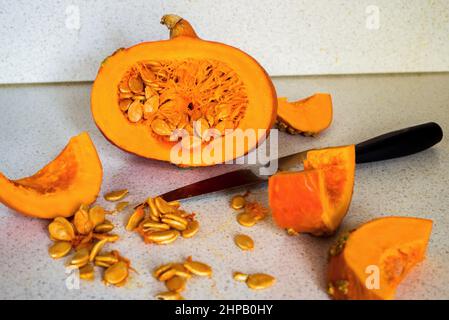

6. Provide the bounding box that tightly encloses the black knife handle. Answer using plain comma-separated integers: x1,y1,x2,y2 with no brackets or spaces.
355,122,443,164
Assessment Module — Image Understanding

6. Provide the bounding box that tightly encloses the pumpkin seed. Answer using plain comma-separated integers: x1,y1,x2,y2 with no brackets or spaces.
89,238,108,262
181,220,200,238
143,95,159,116
286,228,299,236
48,241,72,259
236,212,257,227
155,197,176,214
183,259,212,277
139,65,155,83
95,260,113,268
119,92,134,99
231,195,246,210
119,99,132,112
93,233,119,242
151,118,172,136
142,221,170,231
132,95,146,101
94,222,114,233
104,189,129,201
234,234,254,251
48,217,75,241
115,201,129,212
79,264,95,281
246,273,275,290
161,218,187,231
70,247,90,267
146,229,179,243
104,261,129,285
172,263,192,279
148,197,160,221
155,291,183,300
128,75,144,93
127,100,143,122
144,86,155,99
95,253,119,265
167,200,181,208
158,268,177,282
126,206,145,231
165,275,187,293
233,272,249,282
153,263,173,278
89,205,106,227
118,80,131,93
74,206,93,235
161,213,188,225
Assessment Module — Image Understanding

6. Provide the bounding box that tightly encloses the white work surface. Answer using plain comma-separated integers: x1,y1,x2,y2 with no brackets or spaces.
0,73,448,299
1,0,449,84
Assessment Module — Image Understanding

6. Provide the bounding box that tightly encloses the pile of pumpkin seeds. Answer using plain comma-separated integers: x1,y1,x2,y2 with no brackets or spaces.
153,257,213,300
47,202,132,286
127,196,200,245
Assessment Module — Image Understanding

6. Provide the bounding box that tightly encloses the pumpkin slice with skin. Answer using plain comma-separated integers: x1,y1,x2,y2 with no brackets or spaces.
277,93,333,136
269,145,355,235
91,14,277,166
0,132,103,219
327,217,433,300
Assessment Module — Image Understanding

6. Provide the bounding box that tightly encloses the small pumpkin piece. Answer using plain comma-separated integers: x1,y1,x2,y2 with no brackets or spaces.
104,189,129,202
126,206,145,231
277,94,333,136
48,241,72,259
327,217,433,300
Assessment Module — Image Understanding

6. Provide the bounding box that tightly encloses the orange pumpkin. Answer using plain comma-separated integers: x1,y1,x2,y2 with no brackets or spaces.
269,145,355,235
0,132,103,219
91,14,277,166
277,93,333,135
327,217,433,300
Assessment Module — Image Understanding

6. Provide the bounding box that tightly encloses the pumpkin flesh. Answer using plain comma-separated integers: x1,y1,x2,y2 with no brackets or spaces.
269,145,355,235
277,93,333,135
328,217,433,300
0,132,103,219
91,16,277,166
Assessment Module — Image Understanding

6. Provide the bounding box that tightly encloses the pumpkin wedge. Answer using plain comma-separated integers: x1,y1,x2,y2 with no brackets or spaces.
0,132,103,219
91,14,277,166
327,217,433,300
269,145,355,235
277,93,333,135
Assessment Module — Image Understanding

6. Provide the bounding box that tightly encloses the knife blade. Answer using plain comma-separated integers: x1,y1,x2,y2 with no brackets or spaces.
159,122,443,202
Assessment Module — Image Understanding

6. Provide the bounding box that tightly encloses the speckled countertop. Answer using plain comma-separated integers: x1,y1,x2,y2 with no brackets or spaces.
0,73,448,299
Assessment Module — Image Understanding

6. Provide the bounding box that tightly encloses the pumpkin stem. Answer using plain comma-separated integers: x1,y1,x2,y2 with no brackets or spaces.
161,14,198,39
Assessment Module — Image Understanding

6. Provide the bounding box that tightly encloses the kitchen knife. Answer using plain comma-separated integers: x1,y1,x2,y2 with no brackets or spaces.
159,122,443,202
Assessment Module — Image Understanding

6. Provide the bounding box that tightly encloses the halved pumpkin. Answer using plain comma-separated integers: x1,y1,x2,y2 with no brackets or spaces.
277,93,333,135
91,14,277,166
0,132,103,219
327,217,433,300
268,145,355,235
